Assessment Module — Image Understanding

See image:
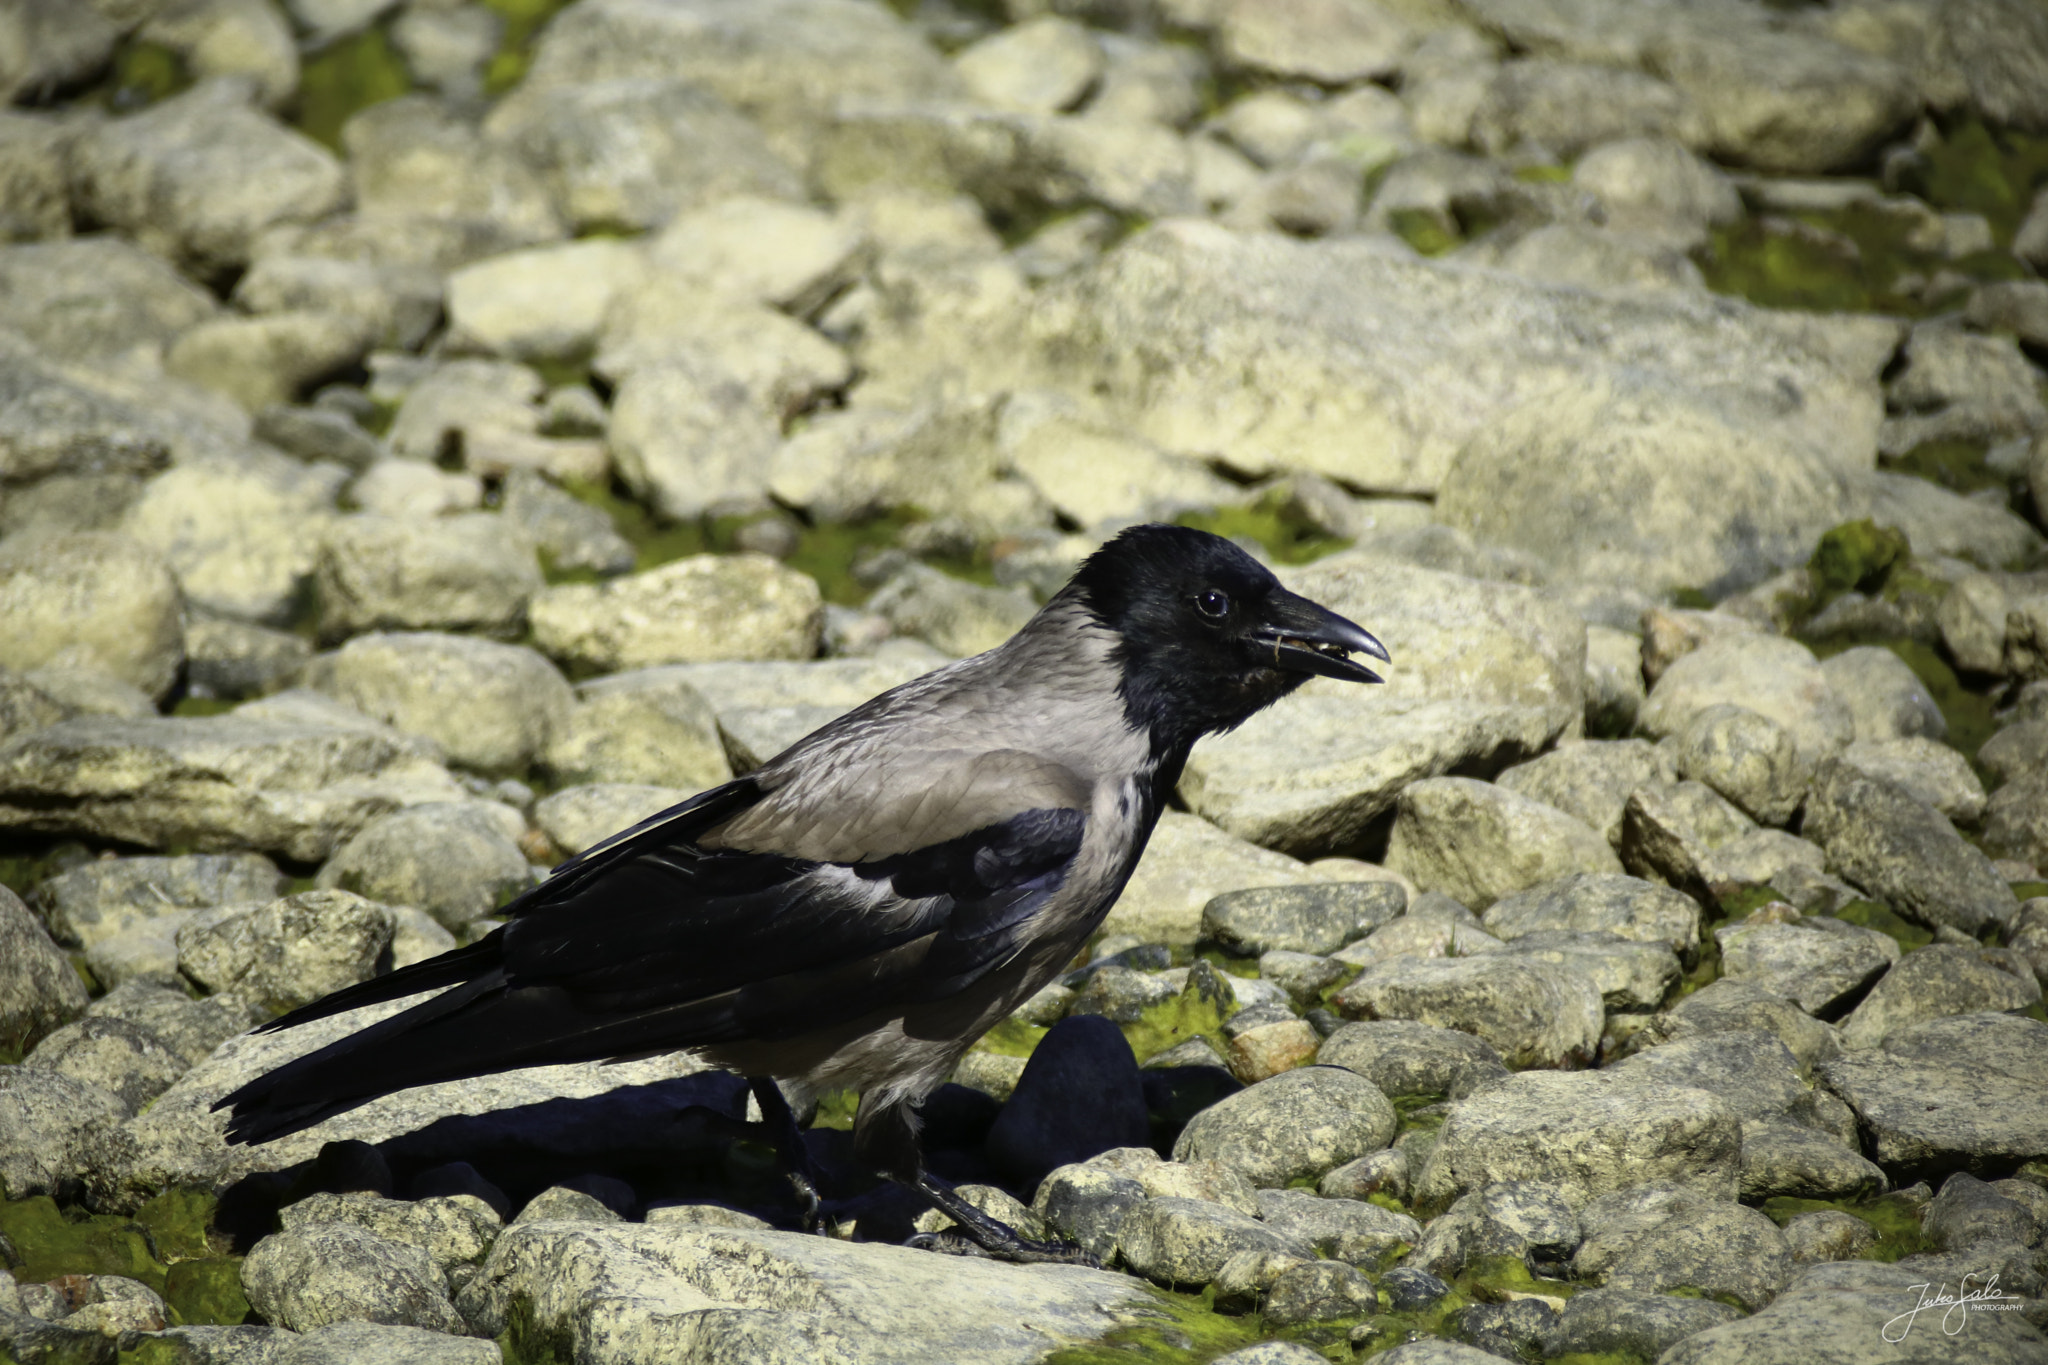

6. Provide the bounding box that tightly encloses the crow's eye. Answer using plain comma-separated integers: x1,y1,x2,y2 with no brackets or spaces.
1195,588,1230,619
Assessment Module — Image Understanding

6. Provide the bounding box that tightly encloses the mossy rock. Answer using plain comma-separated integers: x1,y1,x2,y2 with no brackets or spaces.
163,1258,253,1327
0,1197,165,1293
1810,520,1909,595
1759,1193,1935,1262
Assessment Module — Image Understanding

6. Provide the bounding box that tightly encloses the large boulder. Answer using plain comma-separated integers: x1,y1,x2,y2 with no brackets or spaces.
0,713,465,862
1180,554,1585,858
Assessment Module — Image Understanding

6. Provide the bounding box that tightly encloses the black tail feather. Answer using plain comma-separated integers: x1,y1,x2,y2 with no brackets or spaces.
253,931,506,1036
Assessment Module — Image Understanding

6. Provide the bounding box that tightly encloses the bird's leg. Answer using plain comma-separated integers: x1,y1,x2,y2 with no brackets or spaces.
748,1076,823,1232
854,1093,1100,1268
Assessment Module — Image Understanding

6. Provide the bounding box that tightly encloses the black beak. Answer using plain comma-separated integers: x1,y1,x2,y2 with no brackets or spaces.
1251,589,1390,685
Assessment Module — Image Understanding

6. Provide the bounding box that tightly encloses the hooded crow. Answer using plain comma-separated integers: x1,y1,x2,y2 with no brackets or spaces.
215,524,1388,1263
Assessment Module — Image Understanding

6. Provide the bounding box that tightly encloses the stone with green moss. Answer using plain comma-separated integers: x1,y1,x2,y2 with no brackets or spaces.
1809,520,1908,595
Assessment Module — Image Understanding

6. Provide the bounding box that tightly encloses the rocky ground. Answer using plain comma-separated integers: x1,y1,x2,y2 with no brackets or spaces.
4,0,2048,1362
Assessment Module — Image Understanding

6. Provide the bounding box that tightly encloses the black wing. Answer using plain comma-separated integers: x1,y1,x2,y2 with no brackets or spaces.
215,775,1086,1145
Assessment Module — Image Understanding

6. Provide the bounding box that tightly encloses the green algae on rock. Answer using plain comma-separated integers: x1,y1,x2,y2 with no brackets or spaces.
293,23,412,155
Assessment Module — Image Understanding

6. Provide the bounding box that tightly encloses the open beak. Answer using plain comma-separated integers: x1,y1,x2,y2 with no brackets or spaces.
1252,589,1390,685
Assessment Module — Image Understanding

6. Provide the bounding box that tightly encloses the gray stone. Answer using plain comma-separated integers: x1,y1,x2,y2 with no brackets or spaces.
86,995,705,1211
0,237,220,364
71,80,347,277
86,979,260,1069
1408,1180,1579,1280
512,1184,623,1226
19,665,153,720
1495,740,1675,848
462,1221,1154,1363
1116,1196,1312,1288
242,1222,465,1333
1642,634,1854,766
316,804,531,932
0,532,185,703
1838,945,2041,1051
1257,952,1349,1008
1415,1070,1742,1210
1314,1019,1509,1101
1171,1066,1396,1189
999,397,1242,531
865,564,1037,659
1018,223,1880,551
485,78,801,235
1253,1187,1422,1266
1601,1201,1791,1310
384,357,542,465
1500,928,1678,1012
1201,882,1404,957
1820,1012,2048,1176
1671,703,1810,827
1606,1028,1813,1128
1801,758,2020,937
1032,1162,1146,1264
165,310,374,413
1358,1343,1508,1365
1385,777,1621,911
1981,721,2048,790
1632,979,1841,1069
530,555,823,671
1822,645,1946,743
1740,1121,1887,1201
1333,953,1604,1070
1182,555,1584,857
531,784,691,858
1572,137,1741,252
1212,0,1411,84
24,1016,187,1114
1781,1207,1879,1262
1571,1182,1719,1280
1839,738,1987,826
1921,1172,2037,1253
1659,1257,2048,1365
1262,1258,1381,1327
305,632,571,775
1106,812,1353,947
236,253,442,356
0,1064,129,1198
1543,1287,1742,1360
954,16,1103,114
176,890,396,1016
121,456,344,628
0,712,464,861
184,617,314,702
444,237,642,364
1332,904,1505,969
346,461,483,522
1,884,89,1059
0,112,76,243
1318,1148,1409,1204
0,666,66,748
1481,872,1700,960
1648,13,1915,174
32,853,284,955
1987,771,2048,870
1470,58,1706,160
1719,916,1899,1018
316,514,542,643
643,196,868,321
1884,324,2047,452
340,96,561,245
498,471,634,579
544,668,732,791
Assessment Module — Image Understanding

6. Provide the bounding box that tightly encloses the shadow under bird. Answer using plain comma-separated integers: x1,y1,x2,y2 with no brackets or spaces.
216,523,1388,1263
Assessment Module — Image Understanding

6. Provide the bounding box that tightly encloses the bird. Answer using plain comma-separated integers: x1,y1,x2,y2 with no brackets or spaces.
214,523,1388,1263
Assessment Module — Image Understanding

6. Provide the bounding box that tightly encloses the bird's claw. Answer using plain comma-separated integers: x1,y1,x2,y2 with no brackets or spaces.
905,1229,1103,1268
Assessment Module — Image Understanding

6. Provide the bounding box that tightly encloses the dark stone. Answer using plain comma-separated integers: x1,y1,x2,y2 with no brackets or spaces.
1455,1298,1559,1360
559,1172,639,1219
407,1161,511,1220
986,1015,1149,1190
1262,1259,1379,1327
1922,1171,2039,1252
1543,1288,1741,1359
315,1139,393,1197
1380,1266,1451,1311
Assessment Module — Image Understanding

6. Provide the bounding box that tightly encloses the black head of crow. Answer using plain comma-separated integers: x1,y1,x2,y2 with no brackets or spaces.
215,523,1387,1264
